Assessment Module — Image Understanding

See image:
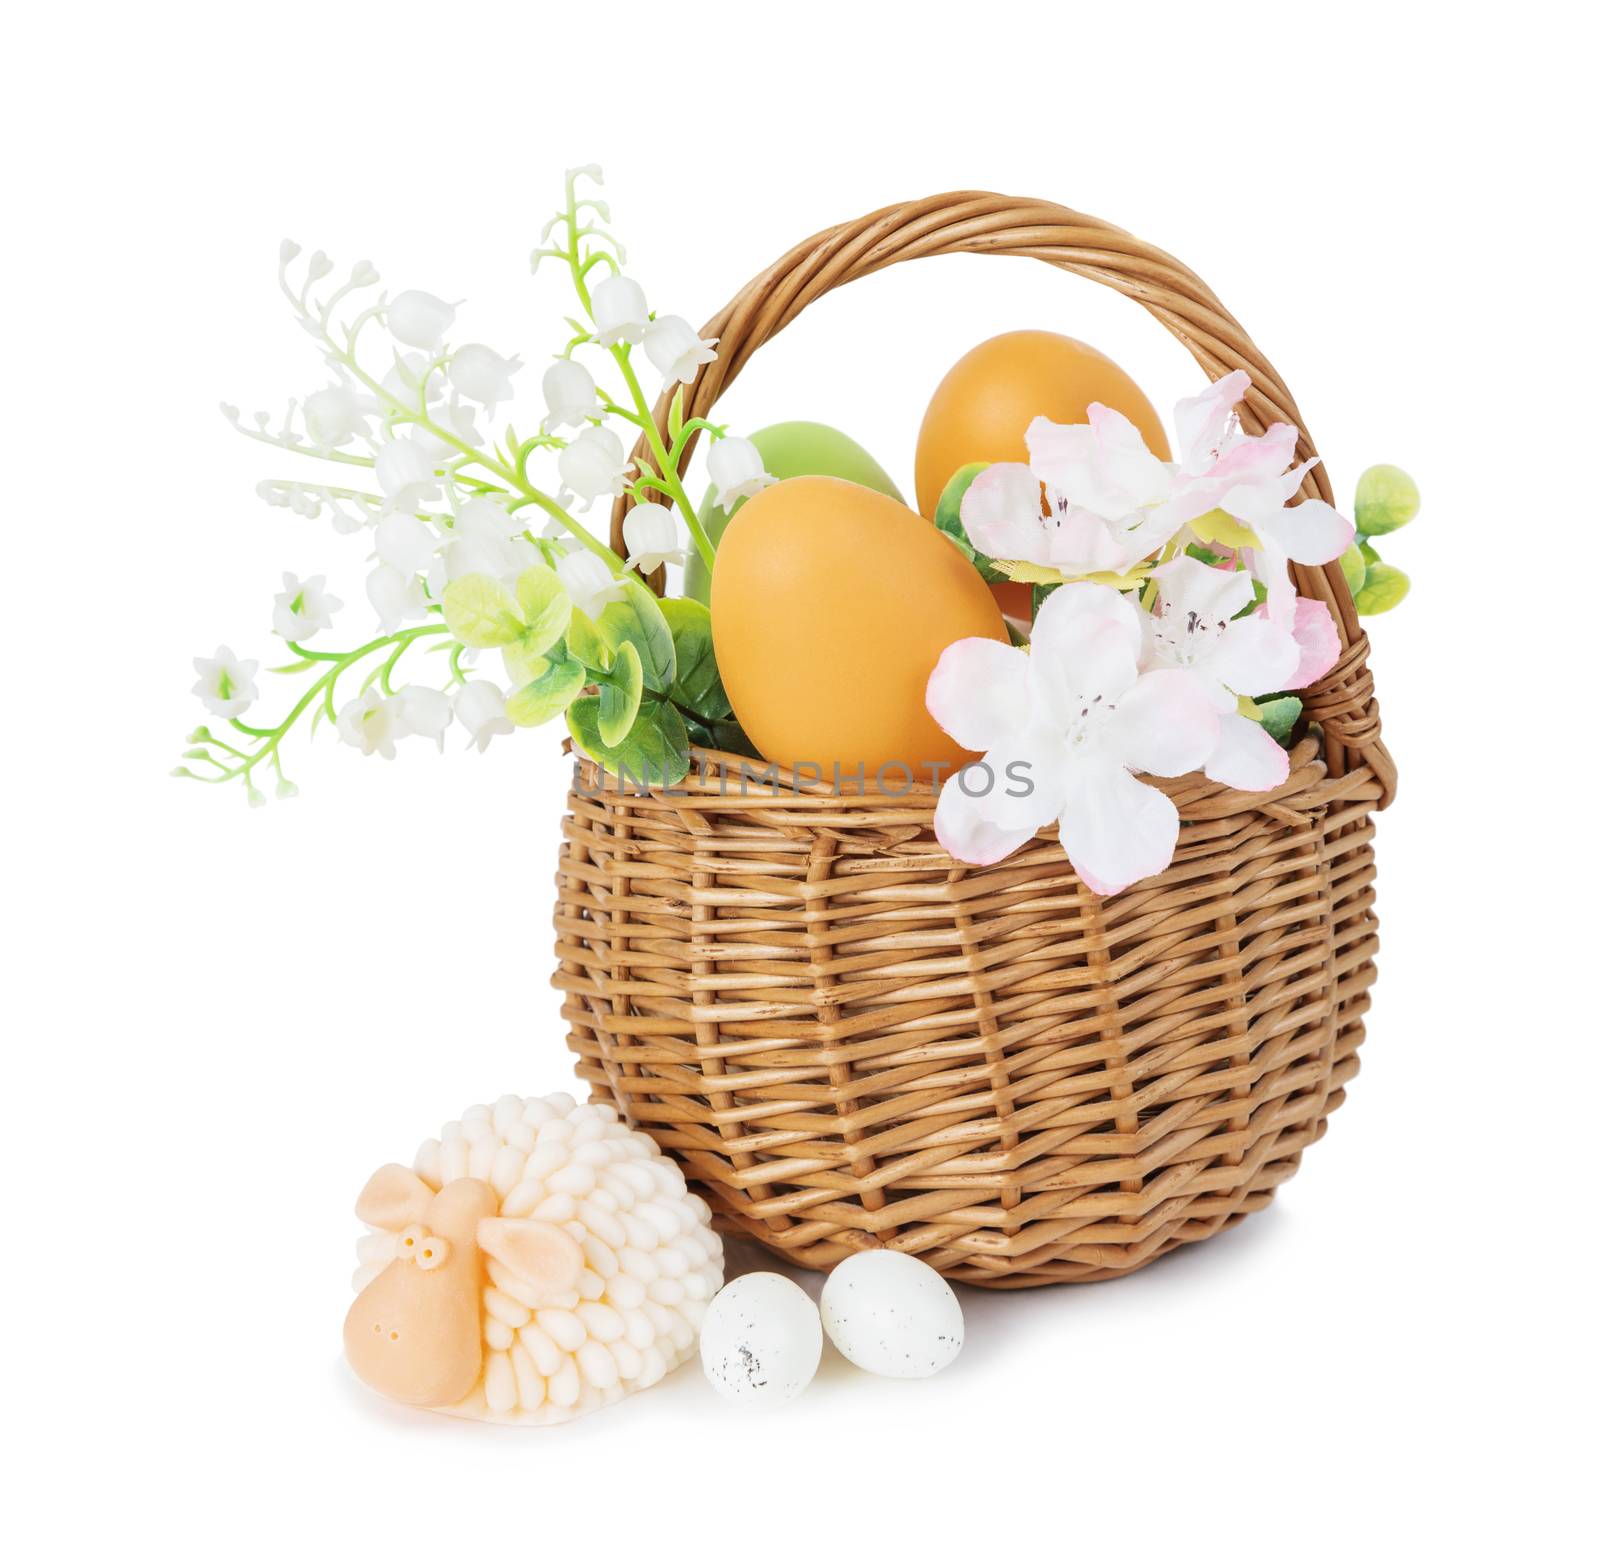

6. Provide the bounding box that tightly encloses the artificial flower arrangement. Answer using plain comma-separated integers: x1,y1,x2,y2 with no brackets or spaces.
177,166,1416,902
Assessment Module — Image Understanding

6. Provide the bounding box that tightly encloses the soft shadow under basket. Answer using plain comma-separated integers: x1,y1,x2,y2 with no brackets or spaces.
553,191,1395,1288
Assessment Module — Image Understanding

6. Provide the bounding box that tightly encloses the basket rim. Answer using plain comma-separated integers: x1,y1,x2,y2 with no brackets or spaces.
566,730,1382,831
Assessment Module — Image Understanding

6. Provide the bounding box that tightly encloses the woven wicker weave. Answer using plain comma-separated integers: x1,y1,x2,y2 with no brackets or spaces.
553,192,1394,1287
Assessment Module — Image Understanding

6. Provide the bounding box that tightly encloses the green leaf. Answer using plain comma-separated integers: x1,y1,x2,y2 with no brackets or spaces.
502,637,548,688
1005,618,1030,647
1354,464,1420,537
597,639,643,746
1185,543,1228,567
934,462,1005,582
506,657,586,726
596,578,675,692
667,386,685,443
1031,582,1060,622
567,696,690,786
514,565,573,657
1257,694,1303,746
443,574,523,648
1358,539,1382,566
565,607,613,673
659,597,730,721
702,718,760,758
1338,542,1367,598
1354,562,1411,615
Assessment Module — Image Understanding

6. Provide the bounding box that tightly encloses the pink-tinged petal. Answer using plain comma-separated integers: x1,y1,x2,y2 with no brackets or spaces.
1153,553,1254,623
1209,421,1299,483
1285,597,1340,690
1261,498,1354,566
960,462,1050,563
1058,755,1181,895
1218,462,1306,525
1205,714,1290,792
1030,582,1143,705
1104,667,1219,777
1027,411,1170,517
926,638,1031,752
933,741,1066,864
1173,370,1248,473
1209,613,1301,697
1042,504,1142,575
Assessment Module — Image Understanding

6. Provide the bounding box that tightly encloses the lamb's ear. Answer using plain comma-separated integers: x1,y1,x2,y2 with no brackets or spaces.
477,1218,583,1291
355,1163,436,1229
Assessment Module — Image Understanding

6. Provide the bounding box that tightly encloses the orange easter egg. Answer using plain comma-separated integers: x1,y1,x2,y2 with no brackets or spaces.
915,331,1171,617
711,477,1008,780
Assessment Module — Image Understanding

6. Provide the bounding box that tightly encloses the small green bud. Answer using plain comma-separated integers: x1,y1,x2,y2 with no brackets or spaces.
188,726,213,744
247,785,267,809
276,779,299,800
1354,464,1420,537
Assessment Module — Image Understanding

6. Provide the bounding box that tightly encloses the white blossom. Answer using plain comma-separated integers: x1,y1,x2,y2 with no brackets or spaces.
590,274,648,347
555,549,626,619
380,351,445,413
374,437,442,514
558,425,631,509
411,400,483,460
373,511,440,575
541,358,598,432
623,503,687,576
337,687,403,759
387,290,457,351
302,385,368,447
395,684,453,748
431,499,534,589
454,680,515,752
448,344,520,409
643,315,718,387
191,646,259,719
366,563,428,632
272,572,343,642
708,436,776,511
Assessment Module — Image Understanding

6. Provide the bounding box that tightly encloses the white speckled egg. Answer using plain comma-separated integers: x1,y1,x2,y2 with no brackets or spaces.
699,1273,821,1407
820,1251,963,1378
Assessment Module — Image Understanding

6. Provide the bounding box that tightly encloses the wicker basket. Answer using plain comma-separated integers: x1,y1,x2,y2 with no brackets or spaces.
553,192,1395,1288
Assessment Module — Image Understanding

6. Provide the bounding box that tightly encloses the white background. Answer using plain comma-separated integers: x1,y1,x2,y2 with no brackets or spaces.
6,3,1593,1543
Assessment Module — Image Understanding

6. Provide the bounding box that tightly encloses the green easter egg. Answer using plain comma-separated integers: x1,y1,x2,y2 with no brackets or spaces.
1354,561,1411,615
1338,542,1367,598
1354,464,1421,537
684,422,904,604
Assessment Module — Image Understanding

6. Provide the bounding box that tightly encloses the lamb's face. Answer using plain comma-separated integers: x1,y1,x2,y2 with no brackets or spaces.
343,1164,585,1410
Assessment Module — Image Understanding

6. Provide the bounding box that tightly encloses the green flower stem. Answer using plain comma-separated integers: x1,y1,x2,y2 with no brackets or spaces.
218,623,449,786
555,181,716,575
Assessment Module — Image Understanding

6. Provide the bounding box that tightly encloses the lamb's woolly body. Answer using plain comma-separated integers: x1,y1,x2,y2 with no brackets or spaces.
352,1092,723,1425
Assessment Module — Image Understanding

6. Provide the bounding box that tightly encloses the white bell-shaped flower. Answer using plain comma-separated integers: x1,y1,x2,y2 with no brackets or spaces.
387,290,457,351
373,511,440,575
448,344,520,409
272,572,343,642
590,274,648,347
374,437,442,513
558,425,631,509
541,358,598,432
336,687,403,760
622,503,687,576
395,684,453,749
454,680,515,752
191,646,259,719
708,436,777,511
643,315,718,387
302,385,367,447
555,549,627,619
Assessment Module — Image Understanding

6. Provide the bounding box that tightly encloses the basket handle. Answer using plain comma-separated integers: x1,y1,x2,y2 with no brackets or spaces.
609,191,1395,804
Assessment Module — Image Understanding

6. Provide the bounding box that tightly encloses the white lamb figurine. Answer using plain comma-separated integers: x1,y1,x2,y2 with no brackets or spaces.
345,1092,724,1425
